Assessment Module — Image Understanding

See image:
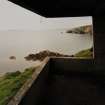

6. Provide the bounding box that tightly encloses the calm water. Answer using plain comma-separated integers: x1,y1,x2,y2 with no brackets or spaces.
0,30,93,74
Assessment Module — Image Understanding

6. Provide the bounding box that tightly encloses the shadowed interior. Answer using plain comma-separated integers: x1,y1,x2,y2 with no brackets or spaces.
18,58,105,105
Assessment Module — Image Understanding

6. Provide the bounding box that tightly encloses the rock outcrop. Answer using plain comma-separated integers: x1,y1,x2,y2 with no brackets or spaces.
25,50,71,61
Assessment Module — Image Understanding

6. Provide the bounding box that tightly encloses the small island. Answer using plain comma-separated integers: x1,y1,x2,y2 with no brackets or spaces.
9,56,16,60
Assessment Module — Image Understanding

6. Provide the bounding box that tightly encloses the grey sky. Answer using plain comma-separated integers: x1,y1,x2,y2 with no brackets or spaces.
0,0,92,30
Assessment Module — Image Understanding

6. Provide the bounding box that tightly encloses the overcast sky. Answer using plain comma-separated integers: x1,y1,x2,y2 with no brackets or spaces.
0,0,92,30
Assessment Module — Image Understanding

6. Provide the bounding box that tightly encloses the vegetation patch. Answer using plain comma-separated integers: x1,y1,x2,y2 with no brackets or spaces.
74,48,93,58
0,67,35,105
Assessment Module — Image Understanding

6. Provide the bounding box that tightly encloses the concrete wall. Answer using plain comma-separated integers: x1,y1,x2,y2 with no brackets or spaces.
17,58,105,105
18,59,50,105
16,57,105,105
50,58,94,72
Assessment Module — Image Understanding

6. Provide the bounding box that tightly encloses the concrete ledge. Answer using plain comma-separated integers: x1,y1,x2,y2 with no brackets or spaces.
7,57,50,105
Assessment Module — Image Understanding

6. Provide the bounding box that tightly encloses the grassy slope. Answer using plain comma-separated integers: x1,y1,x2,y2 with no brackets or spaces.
75,48,93,58
0,68,35,105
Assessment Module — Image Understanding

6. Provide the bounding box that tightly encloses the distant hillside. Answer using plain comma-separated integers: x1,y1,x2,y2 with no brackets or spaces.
74,48,93,58
25,50,72,61
66,25,93,35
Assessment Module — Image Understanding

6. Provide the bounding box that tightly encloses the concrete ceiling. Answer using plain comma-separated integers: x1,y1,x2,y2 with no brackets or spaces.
8,0,105,17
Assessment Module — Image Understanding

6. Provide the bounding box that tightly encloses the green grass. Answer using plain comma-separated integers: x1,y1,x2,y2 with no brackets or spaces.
0,67,35,105
75,48,93,58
